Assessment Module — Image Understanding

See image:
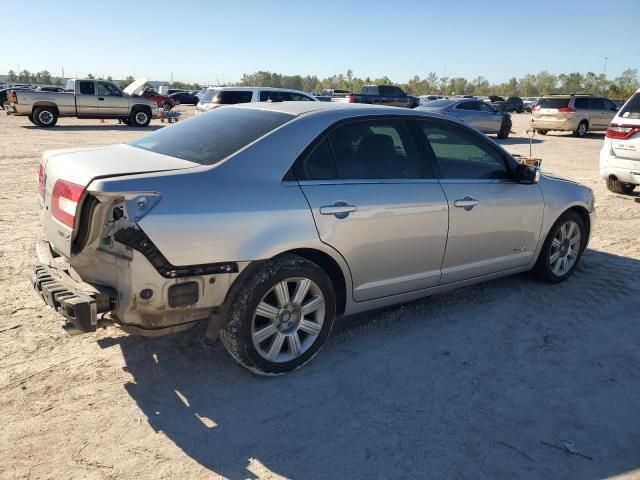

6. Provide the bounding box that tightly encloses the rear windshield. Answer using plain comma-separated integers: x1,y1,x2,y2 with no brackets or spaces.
422,99,455,108
130,108,293,165
537,98,570,109
619,93,640,119
201,89,219,102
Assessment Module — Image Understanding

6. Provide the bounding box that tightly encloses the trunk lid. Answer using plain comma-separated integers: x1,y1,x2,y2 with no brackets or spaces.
609,92,640,161
40,144,199,258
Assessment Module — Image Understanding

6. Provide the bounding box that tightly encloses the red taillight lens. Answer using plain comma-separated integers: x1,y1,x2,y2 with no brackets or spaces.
51,180,85,228
606,125,640,139
10,90,17,104
348,94,356,103
558,107,576,113
37,163,44,197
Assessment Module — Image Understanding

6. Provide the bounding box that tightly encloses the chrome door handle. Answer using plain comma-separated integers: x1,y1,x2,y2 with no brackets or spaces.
454,196,479,211
98,97,105,101
320,202,357,218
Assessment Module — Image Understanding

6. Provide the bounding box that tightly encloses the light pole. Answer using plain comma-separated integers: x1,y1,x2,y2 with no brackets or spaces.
602,57,608,76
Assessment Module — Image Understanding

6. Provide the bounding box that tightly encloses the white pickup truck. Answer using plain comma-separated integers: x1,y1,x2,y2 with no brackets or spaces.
6,78,160,127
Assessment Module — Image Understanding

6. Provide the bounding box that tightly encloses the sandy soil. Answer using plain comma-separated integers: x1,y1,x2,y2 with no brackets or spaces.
1,108,639,480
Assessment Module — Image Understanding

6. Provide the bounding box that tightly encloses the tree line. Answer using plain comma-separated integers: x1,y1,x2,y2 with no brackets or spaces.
7,68,639,99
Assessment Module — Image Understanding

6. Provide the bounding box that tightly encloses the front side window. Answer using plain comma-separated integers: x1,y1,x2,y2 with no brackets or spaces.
218,91,253,104
602,99,617,111
78,81,95,95
456,101,480,111
478,102,496,112
97,82,122,96
260,91,286,102
574,98,589,109
289,92,314,101
418,122,510,180
588,98,604,110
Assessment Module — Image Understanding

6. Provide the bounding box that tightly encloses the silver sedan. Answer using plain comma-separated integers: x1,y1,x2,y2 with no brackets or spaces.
33,102,594,375
417,98,512,138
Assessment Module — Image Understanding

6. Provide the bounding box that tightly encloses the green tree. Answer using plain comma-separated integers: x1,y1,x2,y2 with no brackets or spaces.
19,70,31,83
536,71,557,95
87,73,95,79
40,70,52,84
8,70,17,82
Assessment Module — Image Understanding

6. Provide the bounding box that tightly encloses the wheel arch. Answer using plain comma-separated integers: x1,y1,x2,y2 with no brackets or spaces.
131,103,152,113
32,102,59,115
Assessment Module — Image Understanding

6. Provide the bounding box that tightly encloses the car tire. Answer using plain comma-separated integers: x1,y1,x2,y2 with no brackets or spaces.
536,129,548,135
220,254,336,376
532,210,586,283
0,100,7,110
162,102,172,111
574,121,588,137
606,179,636,195
129,108,151,127
27,114,37,125
33,106,58,128
497,114,511,139
120,117,131,125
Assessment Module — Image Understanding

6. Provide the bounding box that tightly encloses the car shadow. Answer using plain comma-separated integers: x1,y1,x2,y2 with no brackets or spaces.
541,132,606,140
21,125,165,132
103,249,640,479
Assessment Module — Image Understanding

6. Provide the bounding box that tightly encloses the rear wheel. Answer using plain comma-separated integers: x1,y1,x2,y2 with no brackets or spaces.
130,108,151,127
0,100,7,110
574,121,588,137
533,211,586,283
536,129,548,135
606,179,636,194
120,117,131,125
497,114,511,139
220,254,336,375
33,106,58,127
162,102,172,111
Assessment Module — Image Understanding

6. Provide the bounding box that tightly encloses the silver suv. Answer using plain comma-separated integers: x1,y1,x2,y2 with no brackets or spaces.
530,94,619,137
32,102,595,375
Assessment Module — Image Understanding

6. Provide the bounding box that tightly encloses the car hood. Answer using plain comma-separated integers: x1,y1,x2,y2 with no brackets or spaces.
123,77,149,96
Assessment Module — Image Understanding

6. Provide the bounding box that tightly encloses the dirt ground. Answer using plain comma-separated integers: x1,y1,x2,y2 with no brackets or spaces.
1,107,639,480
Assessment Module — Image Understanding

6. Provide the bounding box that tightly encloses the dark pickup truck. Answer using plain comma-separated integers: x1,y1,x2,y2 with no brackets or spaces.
334,85,419,108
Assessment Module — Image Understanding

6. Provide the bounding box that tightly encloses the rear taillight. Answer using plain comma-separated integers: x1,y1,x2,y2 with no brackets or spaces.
348,94,356,103
51,180,85,228
10,90,17,104
558,107,576,113
532,106,540,111
606,124,640,139
37,163,44,197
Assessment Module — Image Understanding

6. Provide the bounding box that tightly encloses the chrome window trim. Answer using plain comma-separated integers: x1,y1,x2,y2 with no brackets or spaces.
297,178,441,187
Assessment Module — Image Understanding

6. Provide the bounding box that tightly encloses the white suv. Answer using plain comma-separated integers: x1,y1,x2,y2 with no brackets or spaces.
600,88,640,194
195,86,317,114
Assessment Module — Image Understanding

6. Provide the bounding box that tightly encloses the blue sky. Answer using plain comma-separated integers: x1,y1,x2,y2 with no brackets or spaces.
3,0,639,84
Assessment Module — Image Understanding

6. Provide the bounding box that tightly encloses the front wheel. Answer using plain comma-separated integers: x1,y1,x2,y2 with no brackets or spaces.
496,115,511,139
532,211,586,283
606,179,636,195
536,129,548,135
129,108,151,127
574,121,588,137
220,254,336,375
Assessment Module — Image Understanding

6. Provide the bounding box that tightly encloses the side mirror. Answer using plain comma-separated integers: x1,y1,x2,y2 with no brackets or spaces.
517,164,541,184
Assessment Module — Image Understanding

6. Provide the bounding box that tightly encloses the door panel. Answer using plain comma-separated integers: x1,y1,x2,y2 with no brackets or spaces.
439,181,543,283
76,81,99,115
301,182,449,301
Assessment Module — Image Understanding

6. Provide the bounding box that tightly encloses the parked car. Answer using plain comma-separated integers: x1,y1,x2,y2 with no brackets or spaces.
139,87,176,111
316,89,351,102
31,101,594,375
419,95,445,105
417,98,512,138
531,94,619,137
523,97,539,112
487,95,524,113
334,85,420,108
167,89,188,95
6,78,159,127
169,91,199,105
195,87,317,114
0,85,32,109
599,88,640,194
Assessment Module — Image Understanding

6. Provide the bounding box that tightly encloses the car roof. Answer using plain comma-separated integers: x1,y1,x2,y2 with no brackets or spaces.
232,100,447,121
207,86,311,94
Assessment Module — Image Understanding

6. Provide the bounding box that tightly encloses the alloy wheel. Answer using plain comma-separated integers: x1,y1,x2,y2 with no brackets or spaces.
549,220,581,276
251,277,325,363
38,110,54,125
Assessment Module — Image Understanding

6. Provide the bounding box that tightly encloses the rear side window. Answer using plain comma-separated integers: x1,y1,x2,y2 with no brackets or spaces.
78,81,95,95
218,91,253,104
260,91,285,102
328,120,421,179
418,122,510,180
130,108,293,165
538,98,569,109
619,93,640,119
294,139,337,180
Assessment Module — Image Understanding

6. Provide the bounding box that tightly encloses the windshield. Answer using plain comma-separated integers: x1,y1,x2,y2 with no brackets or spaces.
201,89,220,102
619,93,640,120
130,108,293,165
